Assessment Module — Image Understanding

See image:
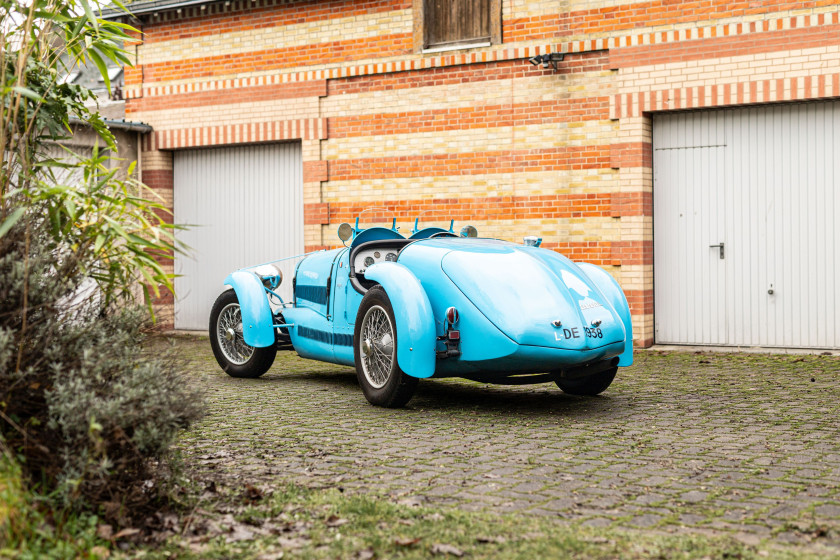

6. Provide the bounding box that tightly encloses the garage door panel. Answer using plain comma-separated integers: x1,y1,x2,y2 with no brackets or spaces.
654,117,727,346
830,102,840,347
655,101,839,349
727,106,765,347
174,142,303,331
758,102,840,349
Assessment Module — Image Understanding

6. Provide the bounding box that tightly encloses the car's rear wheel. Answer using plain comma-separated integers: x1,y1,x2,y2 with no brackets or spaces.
554,366,617,396
353,286,418,407
209,289,276,378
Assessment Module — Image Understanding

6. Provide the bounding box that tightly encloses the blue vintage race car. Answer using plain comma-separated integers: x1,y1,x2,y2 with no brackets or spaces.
209,219,633,407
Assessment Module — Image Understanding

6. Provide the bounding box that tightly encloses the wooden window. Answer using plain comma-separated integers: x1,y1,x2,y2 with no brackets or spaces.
415,0,501,51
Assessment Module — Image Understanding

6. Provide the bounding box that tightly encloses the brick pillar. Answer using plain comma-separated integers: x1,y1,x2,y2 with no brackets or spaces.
611,116,654,347
140,134,176,328
302,141,331,251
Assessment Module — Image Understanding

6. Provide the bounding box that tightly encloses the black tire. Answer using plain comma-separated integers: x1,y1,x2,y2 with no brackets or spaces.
554,366,617,396
209,289,276,378
353,286,419,407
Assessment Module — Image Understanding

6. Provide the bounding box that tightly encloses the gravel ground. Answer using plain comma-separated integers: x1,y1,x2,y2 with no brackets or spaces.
172,336,840,551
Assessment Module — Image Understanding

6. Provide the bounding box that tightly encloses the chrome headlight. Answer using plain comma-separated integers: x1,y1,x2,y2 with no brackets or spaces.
253,264,283,290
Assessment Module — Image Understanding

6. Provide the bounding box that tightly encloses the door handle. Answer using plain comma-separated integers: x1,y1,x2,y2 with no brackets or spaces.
709,242,724,259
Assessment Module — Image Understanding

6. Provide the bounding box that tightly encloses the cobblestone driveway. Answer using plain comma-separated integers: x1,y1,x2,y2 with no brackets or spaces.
175,337,840,549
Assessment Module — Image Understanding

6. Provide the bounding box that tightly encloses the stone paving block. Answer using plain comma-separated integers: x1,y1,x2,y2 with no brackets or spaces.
541,497,577,511
581,517,614,528
640,475,672,486
634,493,667,505
511,481,546,493
680,490,709,503
629,514,664,527
815,504,840,518
525,508,560,517
496,501,535,513
678,513,706,525
585,496,625,509
173,339,840,547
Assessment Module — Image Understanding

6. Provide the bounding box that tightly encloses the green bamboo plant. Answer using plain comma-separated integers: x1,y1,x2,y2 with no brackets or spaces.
0,0,181,312
0,1,202,526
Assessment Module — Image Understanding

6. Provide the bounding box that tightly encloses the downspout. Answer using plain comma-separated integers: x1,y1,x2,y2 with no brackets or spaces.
135,26,143,185
137,130,142,184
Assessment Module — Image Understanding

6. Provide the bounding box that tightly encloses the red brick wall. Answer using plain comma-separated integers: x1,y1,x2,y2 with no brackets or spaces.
126,0,840,345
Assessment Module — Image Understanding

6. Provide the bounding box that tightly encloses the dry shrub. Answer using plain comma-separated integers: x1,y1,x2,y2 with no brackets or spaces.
0,218,202,520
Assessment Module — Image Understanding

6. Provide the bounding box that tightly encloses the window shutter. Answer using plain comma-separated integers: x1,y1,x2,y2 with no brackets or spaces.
423,0,491,48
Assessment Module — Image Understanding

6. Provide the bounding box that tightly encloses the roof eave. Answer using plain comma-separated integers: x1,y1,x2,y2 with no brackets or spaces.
102,0,218,19
70,117,154,133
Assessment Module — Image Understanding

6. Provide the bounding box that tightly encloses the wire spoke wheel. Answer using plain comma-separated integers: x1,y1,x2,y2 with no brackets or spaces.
216,302,255,365
360,305,395,389
209,290,276,378
353,287,418,407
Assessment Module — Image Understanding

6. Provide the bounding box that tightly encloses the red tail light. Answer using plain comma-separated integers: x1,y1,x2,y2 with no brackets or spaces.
445,307,459,325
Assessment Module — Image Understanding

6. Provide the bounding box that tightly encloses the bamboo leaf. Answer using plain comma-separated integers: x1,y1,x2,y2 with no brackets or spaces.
102,216,127,238
0,209,25,239
78,0,99,33
112,51,132,66
64,198,77,222
142,284,157,322
125,233,155,247
87,49,110,91
12,86,45,103
109,0,128,13
138,266,159,297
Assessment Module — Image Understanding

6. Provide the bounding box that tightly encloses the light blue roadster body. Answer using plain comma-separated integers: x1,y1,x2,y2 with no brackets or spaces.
210,220,633,407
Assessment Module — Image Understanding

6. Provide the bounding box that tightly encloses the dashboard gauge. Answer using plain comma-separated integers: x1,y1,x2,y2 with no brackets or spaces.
374,251,381,258
364,256,375,267
385,252,398,262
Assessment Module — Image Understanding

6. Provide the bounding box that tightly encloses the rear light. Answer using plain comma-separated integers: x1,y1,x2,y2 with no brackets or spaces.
437,312,462,359
445,306,459,326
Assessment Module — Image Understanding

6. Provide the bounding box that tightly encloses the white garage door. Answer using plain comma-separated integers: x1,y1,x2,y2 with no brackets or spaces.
173,142,303,330
654,101,840,349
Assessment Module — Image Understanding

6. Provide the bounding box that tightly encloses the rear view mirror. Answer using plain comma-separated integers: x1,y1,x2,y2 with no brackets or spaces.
338,222,354,242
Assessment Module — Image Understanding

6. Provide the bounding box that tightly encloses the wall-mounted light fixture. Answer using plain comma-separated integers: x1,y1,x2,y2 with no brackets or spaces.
528,52,565,71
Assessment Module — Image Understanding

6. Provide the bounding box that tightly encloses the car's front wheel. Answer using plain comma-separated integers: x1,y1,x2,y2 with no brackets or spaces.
353,286,418,407
553,365,617,396
209,289,276,378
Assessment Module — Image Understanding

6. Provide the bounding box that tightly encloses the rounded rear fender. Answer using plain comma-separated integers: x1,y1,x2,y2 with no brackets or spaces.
223,271,275,348
364,263,436,378
576,263,634,366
